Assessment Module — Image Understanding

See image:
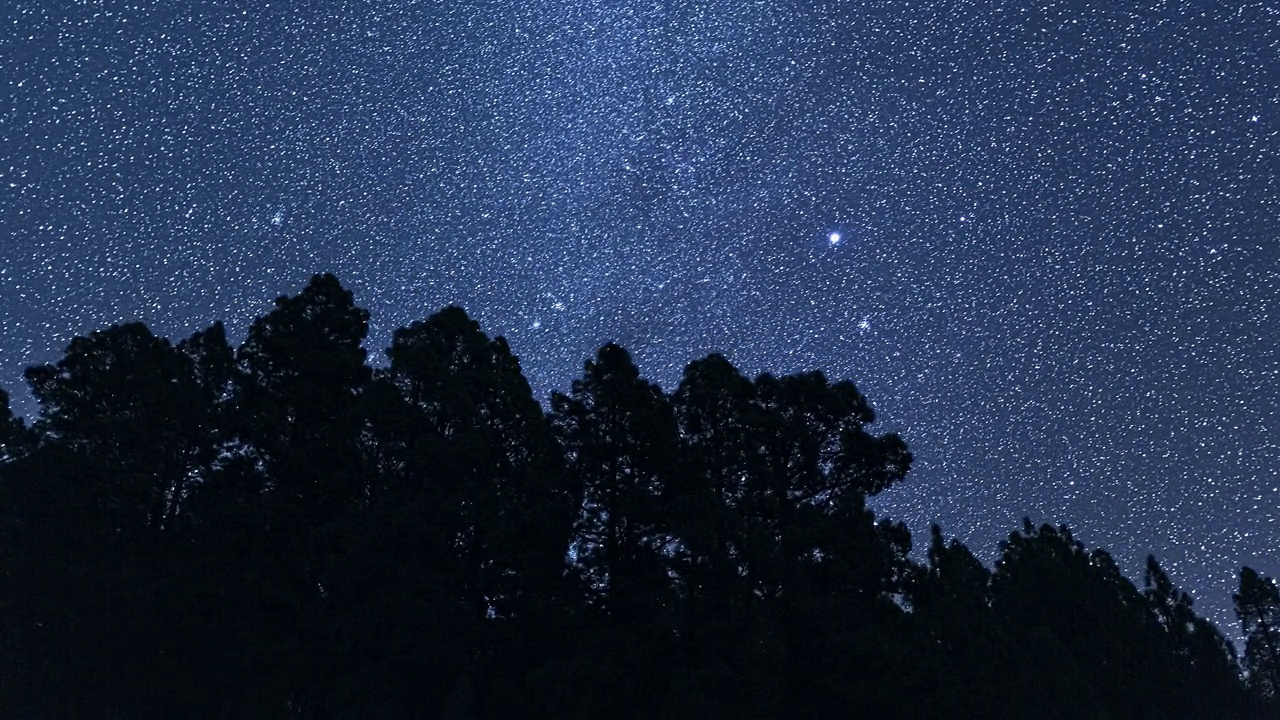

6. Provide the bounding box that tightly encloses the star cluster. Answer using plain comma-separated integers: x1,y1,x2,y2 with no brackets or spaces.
2,0,1277,634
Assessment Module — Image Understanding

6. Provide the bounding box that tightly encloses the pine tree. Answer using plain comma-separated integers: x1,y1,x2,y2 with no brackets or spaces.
1235,566,1280,703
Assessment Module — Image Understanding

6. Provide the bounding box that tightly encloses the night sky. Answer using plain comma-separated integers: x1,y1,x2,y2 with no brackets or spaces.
2,0,1277,635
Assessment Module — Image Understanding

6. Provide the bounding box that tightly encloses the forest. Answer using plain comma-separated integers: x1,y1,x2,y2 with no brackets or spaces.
1,273,1278,718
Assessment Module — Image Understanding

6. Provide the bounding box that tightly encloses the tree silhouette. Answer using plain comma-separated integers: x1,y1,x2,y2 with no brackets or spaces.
374,305,577,715
549,343,681,718
0,272,1266,718
663,357,920,718
667,353,783,718
386,305,573,620
227,273,376,712
991,520,1148,719
1144,555,1245,717
552,343,677,616
235,272,372,518
1236,566,1280,706
0,389,33,463
24,322,219,531
908,525,1023,719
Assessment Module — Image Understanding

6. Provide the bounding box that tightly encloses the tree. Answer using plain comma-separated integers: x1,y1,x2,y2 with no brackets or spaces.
668,352,758,602
667,354,780,718
1144,556,1244,718
323,305,577,716
384,305,574,618
3,321,239,714
551,343,678,616
548,343,681,719
666,358,917,719
750,371,912,602
1236,566,1280,703
906,525,1026,720
991,521,1166,720
235,273,372,518
178,321,236,411
0,276,1263,717
0,389,33,463
750,372,916,718
225,274,374,712
23,322,220,532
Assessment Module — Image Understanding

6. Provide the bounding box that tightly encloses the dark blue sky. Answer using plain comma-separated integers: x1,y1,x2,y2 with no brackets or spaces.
2,0,1277,634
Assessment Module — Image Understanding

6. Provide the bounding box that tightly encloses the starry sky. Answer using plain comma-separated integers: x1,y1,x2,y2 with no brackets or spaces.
2,0,1277,635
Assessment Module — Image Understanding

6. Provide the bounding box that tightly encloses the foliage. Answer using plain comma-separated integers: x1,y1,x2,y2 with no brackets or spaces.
0,274,1261,718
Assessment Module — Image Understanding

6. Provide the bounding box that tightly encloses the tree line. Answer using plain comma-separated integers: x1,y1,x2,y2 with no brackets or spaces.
1,273,1278,718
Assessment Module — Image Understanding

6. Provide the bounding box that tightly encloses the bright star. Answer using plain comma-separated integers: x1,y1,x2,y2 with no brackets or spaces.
828,231,841,245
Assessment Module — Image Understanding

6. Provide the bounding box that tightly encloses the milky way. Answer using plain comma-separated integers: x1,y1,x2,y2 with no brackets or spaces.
2,0,1277,634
